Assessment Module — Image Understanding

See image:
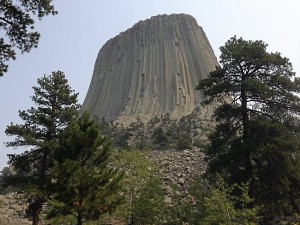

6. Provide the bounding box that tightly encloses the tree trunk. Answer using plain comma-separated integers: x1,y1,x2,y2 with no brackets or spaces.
31,151,47,225
240,77,254,178
77,200,83,225
240,87,249,144
240,76,256,185
31,200,42,225
32,211,40,225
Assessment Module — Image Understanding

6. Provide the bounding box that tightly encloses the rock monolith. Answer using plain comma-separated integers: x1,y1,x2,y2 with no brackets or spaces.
82,14,219,123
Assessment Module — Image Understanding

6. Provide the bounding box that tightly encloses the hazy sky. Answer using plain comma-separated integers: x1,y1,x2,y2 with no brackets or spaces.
0,0,299,169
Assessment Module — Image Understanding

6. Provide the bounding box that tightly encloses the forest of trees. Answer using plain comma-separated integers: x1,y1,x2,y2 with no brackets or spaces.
1,36,300,225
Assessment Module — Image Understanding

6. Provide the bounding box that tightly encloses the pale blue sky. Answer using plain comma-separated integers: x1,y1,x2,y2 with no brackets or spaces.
0,0,300,169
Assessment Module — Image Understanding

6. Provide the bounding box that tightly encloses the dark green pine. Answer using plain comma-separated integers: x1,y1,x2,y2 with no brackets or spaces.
47,112,123,225
5,71,80,225
197,36,300,220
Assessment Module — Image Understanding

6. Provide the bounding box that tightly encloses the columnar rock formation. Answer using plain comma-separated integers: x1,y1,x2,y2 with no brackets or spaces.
82,14,219,122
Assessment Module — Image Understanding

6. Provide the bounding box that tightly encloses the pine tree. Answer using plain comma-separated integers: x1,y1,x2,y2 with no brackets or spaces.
0,0,57,76
197,36,300,219
47,112,123,225
5,71,80,225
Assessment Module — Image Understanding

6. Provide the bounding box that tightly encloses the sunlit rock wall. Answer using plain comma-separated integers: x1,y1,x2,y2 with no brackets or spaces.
82,14,218,122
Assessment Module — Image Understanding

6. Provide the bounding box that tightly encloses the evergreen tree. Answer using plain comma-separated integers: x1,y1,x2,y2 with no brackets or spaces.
152,127,168,148
0,0,57,76
5,71,79,225
0,167,16,194
47,112,123,225
197,36,300,219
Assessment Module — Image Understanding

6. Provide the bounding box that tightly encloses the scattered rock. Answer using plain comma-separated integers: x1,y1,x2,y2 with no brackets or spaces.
0,193,31,225
148,147,206,198
164,196,172,204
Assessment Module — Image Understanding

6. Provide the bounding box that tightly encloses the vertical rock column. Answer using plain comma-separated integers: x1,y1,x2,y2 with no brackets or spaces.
82,14,218,122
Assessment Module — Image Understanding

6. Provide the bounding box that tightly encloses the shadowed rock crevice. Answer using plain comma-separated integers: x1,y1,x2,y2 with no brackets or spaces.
82,14,219,122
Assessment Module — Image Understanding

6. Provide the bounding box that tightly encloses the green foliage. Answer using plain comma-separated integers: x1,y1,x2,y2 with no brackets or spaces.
129,117,150,150
167,114,198,150
197,36,300,220
192,138,207,149
0,0,57,76
5,71,79,224
45,213,77,225
152,127,168,148
47,112,123,225
0,167,15,194
164,175,259,225
246,120,300,219
161,112,171,124
151,113,196,150
201,176,259,225
164,175,208,225
132,175,165,225
96,111,204,151
113,149,165,224
97,117,131,149
113,150,154,213
147,115,161,129
176,136,192,150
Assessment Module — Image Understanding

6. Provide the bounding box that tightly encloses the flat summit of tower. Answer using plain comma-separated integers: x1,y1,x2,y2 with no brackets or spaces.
82,14,218,123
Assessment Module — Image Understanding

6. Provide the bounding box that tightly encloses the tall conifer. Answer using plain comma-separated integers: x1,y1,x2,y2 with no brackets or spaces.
47,112,123,225
5,71,80,225
197,36,300,219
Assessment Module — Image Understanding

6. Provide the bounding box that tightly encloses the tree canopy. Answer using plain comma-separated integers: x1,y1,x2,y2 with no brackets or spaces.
197,36,300,220
47,112,123,225
113,149,165,224
0,0,56,76
4,70,79,225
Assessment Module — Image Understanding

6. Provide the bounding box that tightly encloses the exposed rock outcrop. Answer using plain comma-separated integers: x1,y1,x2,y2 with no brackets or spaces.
0,193,30,225
148,147,206,199
82,14,218,123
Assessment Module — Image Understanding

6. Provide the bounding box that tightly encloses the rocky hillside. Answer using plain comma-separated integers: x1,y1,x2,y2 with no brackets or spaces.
81,14,219,123
148,147,206,202
0,193,31,225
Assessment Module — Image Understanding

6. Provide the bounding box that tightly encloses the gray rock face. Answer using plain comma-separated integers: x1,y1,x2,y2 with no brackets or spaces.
82,14,218,122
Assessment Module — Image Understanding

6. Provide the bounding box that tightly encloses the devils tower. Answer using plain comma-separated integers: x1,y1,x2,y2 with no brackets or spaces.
81,14,218,122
